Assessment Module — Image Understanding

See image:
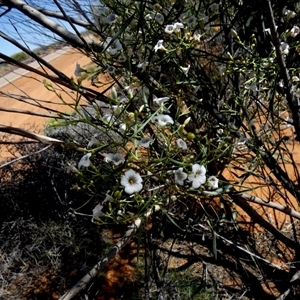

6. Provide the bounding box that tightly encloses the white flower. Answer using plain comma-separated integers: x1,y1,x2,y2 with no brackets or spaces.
280,42,289,55
192,32,202,42
103,37,123,55
290,26,300,38
284,9,296,20
165,24,175,34
87,135,100,148
104,153,125,165
184,16,197,27
188,164,206,188
74,63,83,77
209,3,219,14
165,23,184,34
121,169,143,194
138,137,154,148
174,22,184,32
207,176,219,190
176,139,188,150
154,114,174,126
104,193,115,203
180,64,190,77
174,168,188,186
105,65,116,74
117,209,123,220
137,61,149,70
119,123,127,133
78,153,92,169
92,204,104,220
154,40,167,52
153,96,169,106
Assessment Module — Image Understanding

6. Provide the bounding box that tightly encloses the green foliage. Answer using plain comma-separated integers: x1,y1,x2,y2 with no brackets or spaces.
10,51,29,62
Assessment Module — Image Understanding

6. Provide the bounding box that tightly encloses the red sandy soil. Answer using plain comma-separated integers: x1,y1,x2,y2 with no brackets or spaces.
0,48,111,161
0,48,92,129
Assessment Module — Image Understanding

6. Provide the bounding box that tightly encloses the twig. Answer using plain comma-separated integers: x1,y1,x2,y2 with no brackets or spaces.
0,106,56,118
0,144,52,168
197,223,285,270
58,205,161,300
0,124,66,146
231,192,299,249
236,192,300,220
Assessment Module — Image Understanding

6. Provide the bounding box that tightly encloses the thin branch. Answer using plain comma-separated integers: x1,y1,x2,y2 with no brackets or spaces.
0,29,70,82
0,51,107,104
231,192,299,249
0,125,66,145
236,192,300,220
0,106,57,118
35,7,90,27
198,223,285,270
59,205,161,300
3,0,88,50
0,144,51,168
53,0,89,49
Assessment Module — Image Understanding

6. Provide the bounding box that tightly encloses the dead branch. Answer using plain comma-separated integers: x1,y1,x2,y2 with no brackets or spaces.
35,7,90,27
0,124,65,145
59,205,161,300
2,0,88,50
0,144,51,168
237,192,300,220
198,223,285,270
231,193,299,249
0,106,57,118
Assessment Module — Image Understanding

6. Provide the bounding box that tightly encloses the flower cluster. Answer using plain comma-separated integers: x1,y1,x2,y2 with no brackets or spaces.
68,0,297,226
174,164,219,190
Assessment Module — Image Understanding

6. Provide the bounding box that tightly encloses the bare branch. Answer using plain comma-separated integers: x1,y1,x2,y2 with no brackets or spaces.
0,106,56,118
0,51,107,104
231,192,299,249
2,0,102,51
59,205,161,300
236,192,300,220
0,124,66,145
34,7,90,27
0,144,51,168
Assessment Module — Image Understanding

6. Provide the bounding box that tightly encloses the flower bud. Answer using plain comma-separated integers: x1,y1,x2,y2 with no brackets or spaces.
114,190,122,199
187,132,196,140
